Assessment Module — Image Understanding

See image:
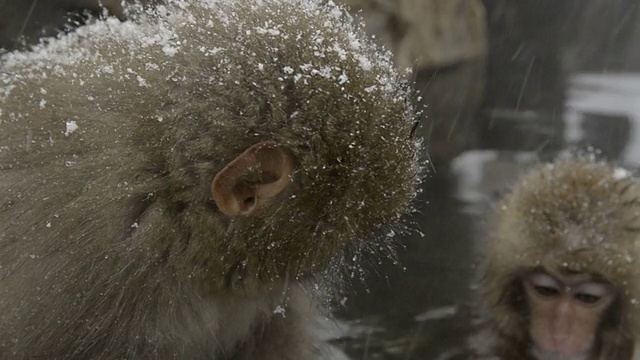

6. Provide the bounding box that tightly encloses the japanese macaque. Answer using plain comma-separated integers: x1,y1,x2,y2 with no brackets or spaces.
0,0,421,358
470,157,640,360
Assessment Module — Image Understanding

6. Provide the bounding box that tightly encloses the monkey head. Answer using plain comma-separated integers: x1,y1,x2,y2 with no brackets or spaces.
482,156,640,356
0,0,422,295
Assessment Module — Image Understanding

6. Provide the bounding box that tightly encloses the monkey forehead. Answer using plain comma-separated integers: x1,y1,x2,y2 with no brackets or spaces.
533,261,610,285
486,158,640,311
499,159,640,242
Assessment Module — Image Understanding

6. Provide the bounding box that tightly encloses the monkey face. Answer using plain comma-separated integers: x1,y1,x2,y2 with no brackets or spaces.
475,158,640,360
523,267,615,358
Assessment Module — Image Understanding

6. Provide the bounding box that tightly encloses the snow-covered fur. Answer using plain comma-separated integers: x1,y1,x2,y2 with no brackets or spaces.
0,0,420,358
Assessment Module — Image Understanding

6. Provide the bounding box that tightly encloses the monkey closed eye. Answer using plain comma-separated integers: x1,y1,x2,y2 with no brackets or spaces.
574,293,601,304
525,272,562,298
573,282,611,306
534,285,560,297
525,272,611,305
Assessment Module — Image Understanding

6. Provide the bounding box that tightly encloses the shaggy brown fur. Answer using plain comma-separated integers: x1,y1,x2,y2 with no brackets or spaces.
0,0,421,358
471,156,640,359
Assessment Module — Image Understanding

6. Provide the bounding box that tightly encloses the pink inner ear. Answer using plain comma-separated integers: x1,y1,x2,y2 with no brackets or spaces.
211,141,294,216
253,146,294,198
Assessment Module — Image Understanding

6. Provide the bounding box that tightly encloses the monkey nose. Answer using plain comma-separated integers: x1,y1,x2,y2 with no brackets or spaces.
551,301,575,334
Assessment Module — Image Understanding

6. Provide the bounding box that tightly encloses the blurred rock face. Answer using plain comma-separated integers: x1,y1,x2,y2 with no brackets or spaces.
395,0,487,70
563,0,639,73
341,0,486,69
340,0,488,167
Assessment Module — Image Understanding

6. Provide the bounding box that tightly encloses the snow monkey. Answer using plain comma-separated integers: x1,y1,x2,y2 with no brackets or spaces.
0,0,421,358
471,156,640,360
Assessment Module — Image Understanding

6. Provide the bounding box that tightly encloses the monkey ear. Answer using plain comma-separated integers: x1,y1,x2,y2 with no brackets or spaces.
211,141,294,216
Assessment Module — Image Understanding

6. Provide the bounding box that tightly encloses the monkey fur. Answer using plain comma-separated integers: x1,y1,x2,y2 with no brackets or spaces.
470,156,640,359
0,0,421,358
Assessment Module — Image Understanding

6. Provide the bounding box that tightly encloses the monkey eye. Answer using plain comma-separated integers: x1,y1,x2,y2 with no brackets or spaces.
534,285,560,297
526,272,561,298
574,293,601,304
573,282,610,305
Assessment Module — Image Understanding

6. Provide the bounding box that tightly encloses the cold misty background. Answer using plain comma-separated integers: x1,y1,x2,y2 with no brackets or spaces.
332,1,640,359
1,0,639,359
